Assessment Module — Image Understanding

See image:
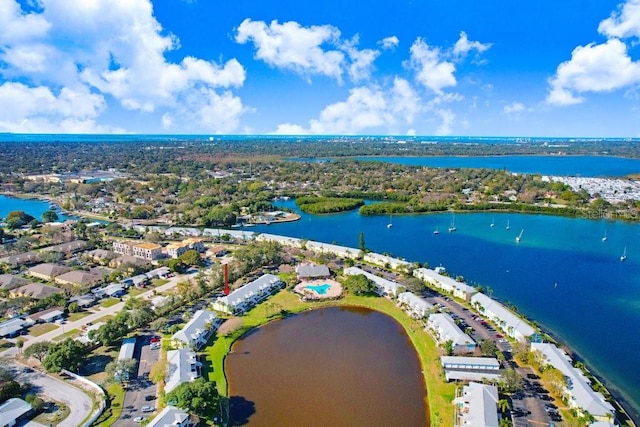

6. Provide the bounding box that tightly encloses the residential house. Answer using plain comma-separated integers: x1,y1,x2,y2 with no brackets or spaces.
343,266,402,297
413,268,478,301
397,292,434,318
55,270,104,288
0,318,26,338
305,241,361,259
453,382,499,427
0,398,33,427
296,264,331,281
211,274,283,315
166,238,205,259
147,406,193,427
40,240,87,255
101,283,126,298
70,293,97,308
427,313,476,354
165,349,201,394
441,356,502,382
113,241,162,260
26,307,65,324
0,274,29,291
171,310,220,350
531,343,615,421
109,254,151,268
207,245,227,258
116,337,137,381
255,233,303,248
0,251,40,268
363,252,411,270
471,293,535,342
26,263,71,281
86,249,117,264
11,283,64,300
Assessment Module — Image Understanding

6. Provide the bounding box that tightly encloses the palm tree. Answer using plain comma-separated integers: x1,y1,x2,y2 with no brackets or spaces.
498,398,510,413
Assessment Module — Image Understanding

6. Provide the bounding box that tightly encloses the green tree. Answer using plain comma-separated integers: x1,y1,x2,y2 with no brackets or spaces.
165,378,220,417
42,339,88,373
15,339,24,354
106,359,138,383
479,339,499,358
444,340,454,356
499,368,524,394
67,302,80,313
6,211,36,229
358,232,366,251
92,315,130,346
498,398,510,413
180,249,203,267
42,210,59,223
24,341,52,363
342,274,378,296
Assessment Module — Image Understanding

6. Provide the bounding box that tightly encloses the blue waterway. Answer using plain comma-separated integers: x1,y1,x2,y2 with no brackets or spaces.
254,200,640,420
355,155,640,177
3,185,639,419
0,195,76,222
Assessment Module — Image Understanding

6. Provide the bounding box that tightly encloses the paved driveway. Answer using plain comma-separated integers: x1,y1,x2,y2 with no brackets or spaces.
14,365,93,427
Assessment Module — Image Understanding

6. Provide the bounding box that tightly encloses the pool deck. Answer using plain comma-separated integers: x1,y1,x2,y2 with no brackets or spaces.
294,279,343,299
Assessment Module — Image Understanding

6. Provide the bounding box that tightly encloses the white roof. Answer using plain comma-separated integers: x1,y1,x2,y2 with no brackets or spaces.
171,310,217,346
305,241,361,257
364,252,410,267
0,398,32,426
147,406,190,427
471,293,535,339
398,292,433,311
0,318,25,337
118,337,136,361
343,266,401,294
429,313,475,346
165,349,200,394
40,309,64,322
531,343,615,417
441,356,500,369
414,268,476,296
256,233,302,247
445,370,502,382
296,264,330,278
216,274,281,308
460,382,499,427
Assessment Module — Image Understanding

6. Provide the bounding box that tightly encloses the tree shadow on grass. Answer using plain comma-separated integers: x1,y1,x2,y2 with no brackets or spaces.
228,395,256,426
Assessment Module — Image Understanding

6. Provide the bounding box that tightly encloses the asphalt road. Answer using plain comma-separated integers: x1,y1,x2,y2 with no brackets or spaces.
13,364,94,427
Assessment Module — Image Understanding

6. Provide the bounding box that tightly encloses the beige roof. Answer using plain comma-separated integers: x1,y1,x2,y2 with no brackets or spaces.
133,242,161,250
110,255,151,266
12,283,64,299
87,249,116,260
0,274,29,290
27,263,71,278
55,270,103,287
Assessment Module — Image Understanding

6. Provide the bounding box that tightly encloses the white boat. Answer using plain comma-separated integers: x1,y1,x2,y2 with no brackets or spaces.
621,247,627,262
448,214,456,232
490,218,495,228
506,219,511,230
387,214,393,228
433,226,439,235
602,231,607,242
516,229,524,243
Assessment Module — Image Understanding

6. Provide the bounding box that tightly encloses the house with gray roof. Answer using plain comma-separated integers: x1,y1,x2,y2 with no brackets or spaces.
86,249,117,264
55,270,104,288
0,318,26,338
0,398,33,427
441,356,502,382
296,264,331,280
0,274,29,290
471,293,535,342
211,274,283,315
171,310,220,350
453,382,499,427
531,343,615,421
40,240,87,254
70,293,97,308
165,349,201,394
0,251,40,268
147,406,192,427
26,263,71,281
26,307,65,324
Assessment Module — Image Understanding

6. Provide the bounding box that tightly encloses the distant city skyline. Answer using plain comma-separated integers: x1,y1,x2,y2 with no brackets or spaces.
1,0,640,137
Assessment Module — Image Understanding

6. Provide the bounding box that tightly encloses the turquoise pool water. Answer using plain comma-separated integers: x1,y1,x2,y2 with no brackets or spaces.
304,284,331,295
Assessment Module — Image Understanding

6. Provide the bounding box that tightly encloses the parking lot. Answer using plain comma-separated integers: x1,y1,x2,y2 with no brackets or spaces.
112,333,160,426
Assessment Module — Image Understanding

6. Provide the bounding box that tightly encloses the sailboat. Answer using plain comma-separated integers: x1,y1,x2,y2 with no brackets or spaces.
387,214,393,229
602,230,607,242
506,219,511,230
433,225,439,235
448,213,456,232
515,229,524,243
621,247,627,262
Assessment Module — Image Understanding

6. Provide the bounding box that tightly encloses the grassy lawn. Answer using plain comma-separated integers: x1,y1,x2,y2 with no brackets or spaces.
0,339,15,350
153,278,170,286
52,328,80,342
29,323,58,337
93,382,125,427
127,287,146,297
68,311,90,322
201,290,455,426
32,398,71,426
99,298,120,308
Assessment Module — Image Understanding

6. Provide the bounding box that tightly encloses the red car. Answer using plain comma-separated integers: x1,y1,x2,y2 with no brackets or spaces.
150,336,160,343
495,334,503,338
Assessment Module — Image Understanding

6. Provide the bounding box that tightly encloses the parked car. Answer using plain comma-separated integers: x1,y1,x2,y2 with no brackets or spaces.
141,405,155,413
133,416,145,423
145,395,156,401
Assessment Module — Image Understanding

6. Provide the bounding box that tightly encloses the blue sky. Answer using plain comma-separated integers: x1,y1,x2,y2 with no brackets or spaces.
1,0,640,136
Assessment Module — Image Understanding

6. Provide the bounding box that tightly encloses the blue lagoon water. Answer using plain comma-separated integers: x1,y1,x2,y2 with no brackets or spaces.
253,200,640,420
355,155,640,177
0,195,76,222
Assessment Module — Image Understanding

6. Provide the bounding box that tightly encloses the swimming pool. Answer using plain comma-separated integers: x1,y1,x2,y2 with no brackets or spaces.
304,284,331,295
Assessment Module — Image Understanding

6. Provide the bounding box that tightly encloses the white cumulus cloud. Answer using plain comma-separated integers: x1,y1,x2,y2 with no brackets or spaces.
0,0,247,132
503,102,525,114
546,38,640,106
379,35,399,50
598,0,640,39
452,31,492,60
407,38,457,94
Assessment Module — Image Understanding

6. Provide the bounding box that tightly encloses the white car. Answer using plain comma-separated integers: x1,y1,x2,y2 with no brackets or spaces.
133,416,146,423
141,405,155,413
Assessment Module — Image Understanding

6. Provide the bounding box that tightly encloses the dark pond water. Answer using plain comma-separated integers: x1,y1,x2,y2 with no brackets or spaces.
225,306,428,426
